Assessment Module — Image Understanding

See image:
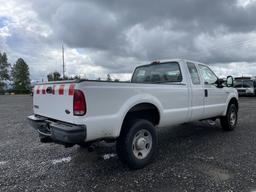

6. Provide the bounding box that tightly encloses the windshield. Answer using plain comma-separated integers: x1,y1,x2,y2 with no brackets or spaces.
131,62,182,83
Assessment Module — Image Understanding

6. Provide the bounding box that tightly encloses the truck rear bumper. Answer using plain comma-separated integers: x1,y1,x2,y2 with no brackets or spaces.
27,115,86,144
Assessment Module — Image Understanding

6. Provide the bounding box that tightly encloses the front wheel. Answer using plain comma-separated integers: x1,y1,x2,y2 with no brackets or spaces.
220,104,238,131
116,119,157,169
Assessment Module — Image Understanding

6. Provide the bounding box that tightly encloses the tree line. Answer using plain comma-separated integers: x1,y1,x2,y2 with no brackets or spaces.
0,51,122,95
47,72,120,82
0,52,31,94
47,71,81,81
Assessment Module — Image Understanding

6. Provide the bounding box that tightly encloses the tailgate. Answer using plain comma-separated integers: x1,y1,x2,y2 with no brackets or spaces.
33,81,78,124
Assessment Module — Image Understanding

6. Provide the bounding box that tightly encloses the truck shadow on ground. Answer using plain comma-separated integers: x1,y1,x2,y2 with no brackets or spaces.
53,120,241,191
72,120,224,170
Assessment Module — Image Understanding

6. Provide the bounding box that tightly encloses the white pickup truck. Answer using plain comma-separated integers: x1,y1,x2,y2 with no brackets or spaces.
28,59,238,169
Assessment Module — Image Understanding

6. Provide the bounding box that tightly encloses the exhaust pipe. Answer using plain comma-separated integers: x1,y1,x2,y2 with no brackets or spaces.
88,143,97,152
40,136,53,143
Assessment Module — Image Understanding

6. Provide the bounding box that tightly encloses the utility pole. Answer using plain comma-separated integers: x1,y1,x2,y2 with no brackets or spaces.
62,45,65,79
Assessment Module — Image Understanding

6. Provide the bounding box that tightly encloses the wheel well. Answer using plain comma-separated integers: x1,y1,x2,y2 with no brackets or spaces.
122,103,160,128
229,98,239,111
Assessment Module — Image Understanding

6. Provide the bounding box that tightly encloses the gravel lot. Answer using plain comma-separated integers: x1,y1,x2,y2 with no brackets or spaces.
1,95,256,192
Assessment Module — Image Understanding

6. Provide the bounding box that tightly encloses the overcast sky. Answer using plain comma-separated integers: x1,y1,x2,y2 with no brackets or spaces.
1,0,256,81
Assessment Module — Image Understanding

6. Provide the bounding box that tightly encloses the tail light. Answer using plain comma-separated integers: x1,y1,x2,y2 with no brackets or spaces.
73,90,86,116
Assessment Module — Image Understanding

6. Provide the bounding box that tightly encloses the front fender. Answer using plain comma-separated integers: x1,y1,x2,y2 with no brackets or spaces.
223,89,239,116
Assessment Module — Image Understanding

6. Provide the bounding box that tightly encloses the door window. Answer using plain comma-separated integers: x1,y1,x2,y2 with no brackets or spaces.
198,65,218,85
187,62,200,85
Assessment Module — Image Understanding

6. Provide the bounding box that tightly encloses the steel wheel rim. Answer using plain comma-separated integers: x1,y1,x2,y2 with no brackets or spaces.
230,108,237,126
132,129,152,160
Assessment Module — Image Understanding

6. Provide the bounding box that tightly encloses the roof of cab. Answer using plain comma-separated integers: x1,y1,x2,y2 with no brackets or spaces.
136,58,208,69
153,58,208,66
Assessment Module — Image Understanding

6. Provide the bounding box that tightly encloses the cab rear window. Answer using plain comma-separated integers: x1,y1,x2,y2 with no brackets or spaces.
131,62,182,83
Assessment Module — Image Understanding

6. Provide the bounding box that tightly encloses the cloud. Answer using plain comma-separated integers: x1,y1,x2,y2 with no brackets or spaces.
210,62,256,78
51,1,122,49
1,0,256,81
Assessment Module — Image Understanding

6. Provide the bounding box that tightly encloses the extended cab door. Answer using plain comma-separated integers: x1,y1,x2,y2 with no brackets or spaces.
198,64,227,118
186,62,205,121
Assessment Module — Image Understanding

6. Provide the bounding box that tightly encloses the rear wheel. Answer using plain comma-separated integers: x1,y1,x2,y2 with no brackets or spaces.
220,104,238,131
116,119,157,169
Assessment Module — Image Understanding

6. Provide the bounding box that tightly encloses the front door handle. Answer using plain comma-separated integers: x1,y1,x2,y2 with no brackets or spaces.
205,89,208,97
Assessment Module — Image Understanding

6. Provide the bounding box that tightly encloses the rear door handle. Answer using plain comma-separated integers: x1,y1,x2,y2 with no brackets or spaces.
204,89,208,97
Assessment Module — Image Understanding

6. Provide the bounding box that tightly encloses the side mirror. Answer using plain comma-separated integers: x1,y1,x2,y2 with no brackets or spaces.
216,78,224,88
226,76,234,87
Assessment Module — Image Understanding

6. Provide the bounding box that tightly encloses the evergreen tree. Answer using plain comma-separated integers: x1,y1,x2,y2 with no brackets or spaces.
11,58,31,93
107,74,112,81
47,71,61,81
0,52,10,91
73,75,81,80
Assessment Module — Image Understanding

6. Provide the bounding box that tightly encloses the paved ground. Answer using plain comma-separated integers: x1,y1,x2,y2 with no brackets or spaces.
1,96,256,192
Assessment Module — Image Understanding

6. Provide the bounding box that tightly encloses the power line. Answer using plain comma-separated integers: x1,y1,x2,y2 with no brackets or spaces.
62,45,65,78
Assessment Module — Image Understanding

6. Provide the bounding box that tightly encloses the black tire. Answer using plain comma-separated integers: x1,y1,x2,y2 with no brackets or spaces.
220,104,238,131
116,119,157,169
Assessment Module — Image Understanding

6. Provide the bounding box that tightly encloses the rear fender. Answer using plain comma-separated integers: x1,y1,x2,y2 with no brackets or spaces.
113,94,164,137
